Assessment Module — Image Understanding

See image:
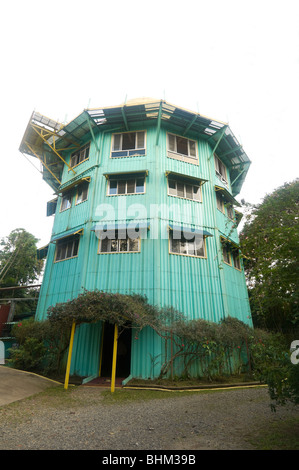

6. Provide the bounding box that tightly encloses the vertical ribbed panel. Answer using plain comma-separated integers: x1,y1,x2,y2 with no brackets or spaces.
70,322,102,377
36,120,252,379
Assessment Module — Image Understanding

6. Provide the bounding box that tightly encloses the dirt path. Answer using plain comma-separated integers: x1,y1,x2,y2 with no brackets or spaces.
0,385,298,450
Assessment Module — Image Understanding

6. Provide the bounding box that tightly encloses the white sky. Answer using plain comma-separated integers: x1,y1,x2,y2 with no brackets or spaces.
1,0,298,248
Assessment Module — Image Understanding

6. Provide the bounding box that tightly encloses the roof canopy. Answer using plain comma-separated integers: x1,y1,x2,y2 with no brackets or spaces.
19,99,250,194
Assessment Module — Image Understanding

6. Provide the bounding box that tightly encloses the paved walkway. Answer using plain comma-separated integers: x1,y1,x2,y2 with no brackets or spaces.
0,365,60,406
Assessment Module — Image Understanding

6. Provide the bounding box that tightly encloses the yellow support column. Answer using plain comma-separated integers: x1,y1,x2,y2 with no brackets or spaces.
111,324,118,393
64,321,76,390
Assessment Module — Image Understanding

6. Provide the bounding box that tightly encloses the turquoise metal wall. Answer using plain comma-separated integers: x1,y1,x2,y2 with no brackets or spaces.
35,116,252,379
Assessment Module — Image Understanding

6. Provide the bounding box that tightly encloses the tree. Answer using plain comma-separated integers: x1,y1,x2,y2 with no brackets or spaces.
0,228,43,294
239,179,299,332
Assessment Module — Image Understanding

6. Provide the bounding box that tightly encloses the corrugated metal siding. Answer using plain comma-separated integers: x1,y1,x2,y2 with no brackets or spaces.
70,322,102,377
36,121,252,379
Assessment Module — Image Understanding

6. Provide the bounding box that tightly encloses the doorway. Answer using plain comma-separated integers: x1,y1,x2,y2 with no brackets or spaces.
100,323,132,378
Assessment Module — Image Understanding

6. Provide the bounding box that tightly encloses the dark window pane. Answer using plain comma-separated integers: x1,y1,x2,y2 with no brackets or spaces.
177,182,185,198
122,133,136,150
66,243,73,258
126,179,135,194
137,132,145,149
176,136,188,156
119,239,128,251
109,180,117,195
185,184,193,199
136,178,145,193
113,134,121,151
193,186,200,201
101,238,109,252
73,238,79,257
129,238,139,252
189,140,196,157
170,238,180,253
168,179,176,195
117,181,126,194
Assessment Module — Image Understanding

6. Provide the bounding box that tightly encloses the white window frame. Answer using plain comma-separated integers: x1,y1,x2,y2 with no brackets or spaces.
70,143,90,169
216,192,225,213
214,154,228,184
75,182,89,205
99,233,140,254
169,231,207,258
108,176,146,196
60,192,72,212
167,177,201,202
167,133,197,160
111,131,146,158
55,236,80,262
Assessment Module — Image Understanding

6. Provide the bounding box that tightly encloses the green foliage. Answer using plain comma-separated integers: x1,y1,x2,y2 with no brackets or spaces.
249,329,299,409
9,337,46,371
9,317,70,375
9,291,299,409
47,289,165,334
0,229,43,304
239,179,299,332
160,316,253,380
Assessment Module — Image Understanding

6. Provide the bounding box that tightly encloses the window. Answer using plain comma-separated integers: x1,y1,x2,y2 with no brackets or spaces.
216,192,224,213
169,231,206,258
111,131,146,158
70,143,90,168
47,198,57,216
60,192,72,211
167,134,197,161
216,189,236,220
168,177,201,202
222,244,231,265
226,203,234,220
76,182,89,204
55,235,80,262
108,176,145,195
168,133,196,158
221,239,242,270
99,232,140,253
232,250,241,270
214,154,227,184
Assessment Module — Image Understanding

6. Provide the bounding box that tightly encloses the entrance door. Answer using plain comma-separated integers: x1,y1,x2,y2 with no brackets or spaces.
100,323,132,378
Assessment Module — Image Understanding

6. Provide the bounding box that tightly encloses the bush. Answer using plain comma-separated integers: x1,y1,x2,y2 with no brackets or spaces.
9,337,46,371
8,317,70,375
249,329,299,409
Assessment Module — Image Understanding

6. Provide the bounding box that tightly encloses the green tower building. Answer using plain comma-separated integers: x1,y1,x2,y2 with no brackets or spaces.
19,98,252,381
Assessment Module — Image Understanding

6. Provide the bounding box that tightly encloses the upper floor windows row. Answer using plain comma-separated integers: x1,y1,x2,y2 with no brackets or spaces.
68,134,228,185
53,229,242,271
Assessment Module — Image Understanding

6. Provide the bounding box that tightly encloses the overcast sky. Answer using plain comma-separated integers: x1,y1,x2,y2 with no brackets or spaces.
1,0,298,248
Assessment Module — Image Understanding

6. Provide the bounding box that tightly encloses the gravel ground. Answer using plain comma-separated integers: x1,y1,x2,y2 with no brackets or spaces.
0,385,298,450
